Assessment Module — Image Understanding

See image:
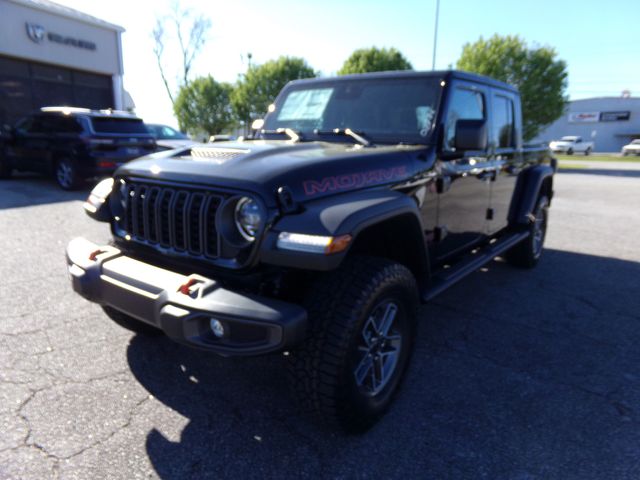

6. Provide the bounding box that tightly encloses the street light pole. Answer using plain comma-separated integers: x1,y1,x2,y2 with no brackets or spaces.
432,0,440,70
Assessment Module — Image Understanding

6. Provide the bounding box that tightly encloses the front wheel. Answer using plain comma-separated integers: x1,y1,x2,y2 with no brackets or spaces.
505,195,549,269
288,256,418,433
585,147,591,156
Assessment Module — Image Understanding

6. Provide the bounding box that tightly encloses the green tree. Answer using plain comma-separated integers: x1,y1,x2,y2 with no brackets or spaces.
231,56,316,132
173,76,235,136
338,47,413,75
457,35,568,141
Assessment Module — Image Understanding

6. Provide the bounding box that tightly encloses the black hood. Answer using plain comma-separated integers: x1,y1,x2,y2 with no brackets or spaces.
116,140,428,207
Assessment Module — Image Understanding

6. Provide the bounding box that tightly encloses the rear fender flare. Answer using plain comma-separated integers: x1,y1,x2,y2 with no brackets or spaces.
508,165,554,225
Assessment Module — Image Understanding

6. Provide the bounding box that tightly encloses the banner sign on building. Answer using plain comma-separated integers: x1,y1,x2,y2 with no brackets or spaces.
568,112,600,123
600,111,631,122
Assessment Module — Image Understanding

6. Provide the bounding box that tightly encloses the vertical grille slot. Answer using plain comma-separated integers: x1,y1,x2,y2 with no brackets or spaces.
132,185,147,238
172,191,188,251
158,189,174,247
187,193,205,254
204,196,222,258
145,187,160,243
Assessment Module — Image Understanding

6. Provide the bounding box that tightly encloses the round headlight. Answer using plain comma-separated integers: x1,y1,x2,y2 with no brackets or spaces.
234,197,263,241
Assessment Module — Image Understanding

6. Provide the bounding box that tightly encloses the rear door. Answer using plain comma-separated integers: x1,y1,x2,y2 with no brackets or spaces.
487,90,523,234
433,82,492,261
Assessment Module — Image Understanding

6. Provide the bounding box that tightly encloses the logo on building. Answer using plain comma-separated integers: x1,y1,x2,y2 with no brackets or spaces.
26,23,46,44
24,22,97,51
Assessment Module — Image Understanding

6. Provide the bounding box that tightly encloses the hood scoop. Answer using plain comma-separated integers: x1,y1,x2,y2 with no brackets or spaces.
189,146,250,163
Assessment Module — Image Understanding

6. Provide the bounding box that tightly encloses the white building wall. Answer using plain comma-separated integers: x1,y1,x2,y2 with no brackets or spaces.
534,97,640,152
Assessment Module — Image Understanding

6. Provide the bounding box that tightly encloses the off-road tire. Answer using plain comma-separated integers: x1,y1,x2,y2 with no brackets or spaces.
55,157,81,190
288,256,418,433
505,195,549,269
102,306,162,336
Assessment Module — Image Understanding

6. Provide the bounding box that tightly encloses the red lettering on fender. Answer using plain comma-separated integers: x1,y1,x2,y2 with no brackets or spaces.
303,166,408,196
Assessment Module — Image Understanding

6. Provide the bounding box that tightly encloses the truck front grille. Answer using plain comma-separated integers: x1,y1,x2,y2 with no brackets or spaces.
119,181,224,258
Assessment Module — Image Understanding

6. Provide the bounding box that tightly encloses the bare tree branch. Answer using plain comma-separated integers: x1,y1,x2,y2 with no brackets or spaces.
152,18,175,105
152,1,211,105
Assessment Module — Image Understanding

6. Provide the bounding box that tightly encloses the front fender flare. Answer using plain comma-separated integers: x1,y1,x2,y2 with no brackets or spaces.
260,189,426,271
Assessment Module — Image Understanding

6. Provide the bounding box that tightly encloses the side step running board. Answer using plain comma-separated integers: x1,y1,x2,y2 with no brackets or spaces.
422,231,529,302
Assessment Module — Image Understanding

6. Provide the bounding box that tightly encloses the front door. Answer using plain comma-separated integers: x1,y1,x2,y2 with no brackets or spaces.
432,83,492,263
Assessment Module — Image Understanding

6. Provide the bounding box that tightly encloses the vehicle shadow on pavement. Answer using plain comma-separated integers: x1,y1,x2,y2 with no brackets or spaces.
126,249,640,479
558,168,640,178
0,174,91,210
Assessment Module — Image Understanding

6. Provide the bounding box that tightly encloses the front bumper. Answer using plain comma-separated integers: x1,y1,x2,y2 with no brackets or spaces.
66,238,307,356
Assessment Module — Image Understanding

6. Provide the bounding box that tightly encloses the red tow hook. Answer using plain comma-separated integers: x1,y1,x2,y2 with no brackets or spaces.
177,278,198,295
88,249,106,261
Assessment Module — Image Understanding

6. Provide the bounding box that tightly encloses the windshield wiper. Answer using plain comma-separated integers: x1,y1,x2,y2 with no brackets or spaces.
313,128,372,147
260,128,302,142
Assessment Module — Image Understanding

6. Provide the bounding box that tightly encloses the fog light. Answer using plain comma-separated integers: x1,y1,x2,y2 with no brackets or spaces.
209,318,225,338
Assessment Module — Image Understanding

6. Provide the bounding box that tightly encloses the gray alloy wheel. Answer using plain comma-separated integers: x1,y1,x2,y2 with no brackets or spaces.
55,158,79,190
532,196,549,260
353,300,403,396
506,195,549,268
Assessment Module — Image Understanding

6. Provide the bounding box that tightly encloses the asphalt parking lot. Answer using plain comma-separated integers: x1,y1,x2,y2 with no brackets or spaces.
1,167,639,480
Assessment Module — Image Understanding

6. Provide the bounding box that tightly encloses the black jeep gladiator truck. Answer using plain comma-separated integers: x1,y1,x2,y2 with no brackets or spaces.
67,70,555,432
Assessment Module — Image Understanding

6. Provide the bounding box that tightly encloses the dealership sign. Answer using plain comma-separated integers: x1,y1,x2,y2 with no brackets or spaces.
569,111,631,123
568,112,599,123
25,22,96,51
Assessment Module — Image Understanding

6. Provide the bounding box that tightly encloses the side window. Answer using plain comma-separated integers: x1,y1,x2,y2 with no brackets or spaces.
445,88,485,150
55,117,83,134
492,95,514,149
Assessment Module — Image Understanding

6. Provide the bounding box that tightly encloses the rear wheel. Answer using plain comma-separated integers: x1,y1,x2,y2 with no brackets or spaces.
566,148,573,155
55,158,81,190
505,195,549,269
585,147,591,156
102,306,162,336
288,256,418,433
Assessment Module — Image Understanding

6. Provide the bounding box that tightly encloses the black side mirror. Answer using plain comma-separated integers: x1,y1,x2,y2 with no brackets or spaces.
454,119,487,151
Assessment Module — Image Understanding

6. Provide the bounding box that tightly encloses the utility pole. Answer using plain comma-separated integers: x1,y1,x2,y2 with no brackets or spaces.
432,0,440,70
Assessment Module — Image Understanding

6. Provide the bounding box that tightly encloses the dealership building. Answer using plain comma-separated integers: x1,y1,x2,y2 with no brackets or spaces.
0,0,129,125
534,96,640,153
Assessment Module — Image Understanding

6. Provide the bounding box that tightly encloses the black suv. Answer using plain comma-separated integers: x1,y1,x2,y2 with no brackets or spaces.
0,108,156,189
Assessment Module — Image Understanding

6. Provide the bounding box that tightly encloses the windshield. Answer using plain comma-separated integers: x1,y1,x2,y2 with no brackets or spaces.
631,139,640,145
146,124,188,139
90,117,148,134
560,136,577,141
263,77,441,144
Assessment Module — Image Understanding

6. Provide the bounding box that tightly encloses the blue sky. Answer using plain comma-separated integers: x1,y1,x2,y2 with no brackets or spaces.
56,0,640,127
